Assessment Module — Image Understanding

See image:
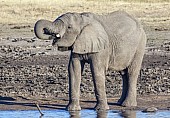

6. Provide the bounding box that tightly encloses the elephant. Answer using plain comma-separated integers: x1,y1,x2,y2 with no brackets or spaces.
34,11,147,111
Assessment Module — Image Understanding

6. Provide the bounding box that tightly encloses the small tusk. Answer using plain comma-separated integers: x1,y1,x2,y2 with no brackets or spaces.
56,33,61,38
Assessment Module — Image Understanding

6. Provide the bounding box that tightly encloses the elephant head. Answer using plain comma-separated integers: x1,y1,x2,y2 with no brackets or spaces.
34,13,109,53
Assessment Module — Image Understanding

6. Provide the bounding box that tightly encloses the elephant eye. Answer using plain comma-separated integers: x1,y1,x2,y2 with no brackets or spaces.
68,25,72,29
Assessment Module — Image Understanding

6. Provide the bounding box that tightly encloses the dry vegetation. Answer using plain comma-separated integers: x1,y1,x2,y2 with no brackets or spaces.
0,0,169,30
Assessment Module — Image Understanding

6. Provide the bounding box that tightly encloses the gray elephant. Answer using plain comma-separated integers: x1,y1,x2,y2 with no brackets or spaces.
34,11,147,111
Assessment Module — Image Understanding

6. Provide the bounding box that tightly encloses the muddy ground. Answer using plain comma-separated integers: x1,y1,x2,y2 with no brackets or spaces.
0,13,170,111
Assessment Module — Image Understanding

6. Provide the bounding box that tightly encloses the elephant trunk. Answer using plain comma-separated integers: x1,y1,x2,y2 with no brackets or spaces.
34,19,53,40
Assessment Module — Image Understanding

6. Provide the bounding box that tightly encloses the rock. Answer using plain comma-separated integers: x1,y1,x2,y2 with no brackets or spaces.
30,53,36,56
11,38,18,42
27,38,35,43
38,52,46,55
46,47,52,50
142,107,158,112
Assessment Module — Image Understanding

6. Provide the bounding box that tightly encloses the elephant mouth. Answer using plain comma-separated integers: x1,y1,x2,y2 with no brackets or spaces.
52,38,72,51
58,46,72,51
52,37,59,46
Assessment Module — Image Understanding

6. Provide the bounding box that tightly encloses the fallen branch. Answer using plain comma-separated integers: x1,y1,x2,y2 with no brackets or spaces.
35,103,44,116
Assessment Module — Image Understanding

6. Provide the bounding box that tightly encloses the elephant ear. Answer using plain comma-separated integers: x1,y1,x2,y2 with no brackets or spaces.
72,21,109,54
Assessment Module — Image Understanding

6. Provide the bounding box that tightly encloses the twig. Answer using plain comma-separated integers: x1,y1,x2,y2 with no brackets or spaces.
35,103,44,116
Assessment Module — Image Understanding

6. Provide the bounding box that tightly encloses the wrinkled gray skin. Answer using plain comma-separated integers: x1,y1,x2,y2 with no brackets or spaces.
34,11,147,111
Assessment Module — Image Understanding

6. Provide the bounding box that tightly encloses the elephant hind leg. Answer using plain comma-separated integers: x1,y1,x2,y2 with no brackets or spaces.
120,33,146,107
118,53,143,107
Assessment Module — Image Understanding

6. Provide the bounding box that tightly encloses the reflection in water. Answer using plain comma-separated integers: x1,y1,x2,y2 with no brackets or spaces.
119,110,136,118
39,115,43,118
69,110,108,118
69,111,80,118
69,110,136,118
96,110,108,118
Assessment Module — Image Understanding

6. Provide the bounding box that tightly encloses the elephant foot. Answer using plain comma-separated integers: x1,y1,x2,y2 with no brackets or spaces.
121,99,137,107
66,102,81,111
95,103,109,111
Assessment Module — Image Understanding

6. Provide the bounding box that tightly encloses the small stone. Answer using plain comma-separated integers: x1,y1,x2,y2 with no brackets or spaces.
46,47,52,50
38,52,46,55
11,38,18,42
30,53,36,56
142,107,158,112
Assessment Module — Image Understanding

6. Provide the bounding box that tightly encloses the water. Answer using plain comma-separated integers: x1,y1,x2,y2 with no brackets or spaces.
0,110,170,118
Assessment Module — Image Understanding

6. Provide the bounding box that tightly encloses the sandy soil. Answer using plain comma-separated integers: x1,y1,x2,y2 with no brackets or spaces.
0,1,170,111
1,95,170,111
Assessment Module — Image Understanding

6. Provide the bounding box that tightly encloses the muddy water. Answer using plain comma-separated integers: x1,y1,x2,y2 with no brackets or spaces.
0,110,170,118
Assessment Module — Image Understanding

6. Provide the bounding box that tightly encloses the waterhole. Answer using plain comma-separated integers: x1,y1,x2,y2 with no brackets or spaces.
0,110,170,118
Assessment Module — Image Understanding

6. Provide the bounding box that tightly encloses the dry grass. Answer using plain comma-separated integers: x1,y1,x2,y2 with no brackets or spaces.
0,0,170,30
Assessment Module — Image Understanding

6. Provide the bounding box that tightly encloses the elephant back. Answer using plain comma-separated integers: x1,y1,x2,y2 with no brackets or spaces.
95,11,144,70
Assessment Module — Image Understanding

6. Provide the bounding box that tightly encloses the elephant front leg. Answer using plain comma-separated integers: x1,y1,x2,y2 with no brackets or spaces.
66,56,83,111
90,61,109,111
